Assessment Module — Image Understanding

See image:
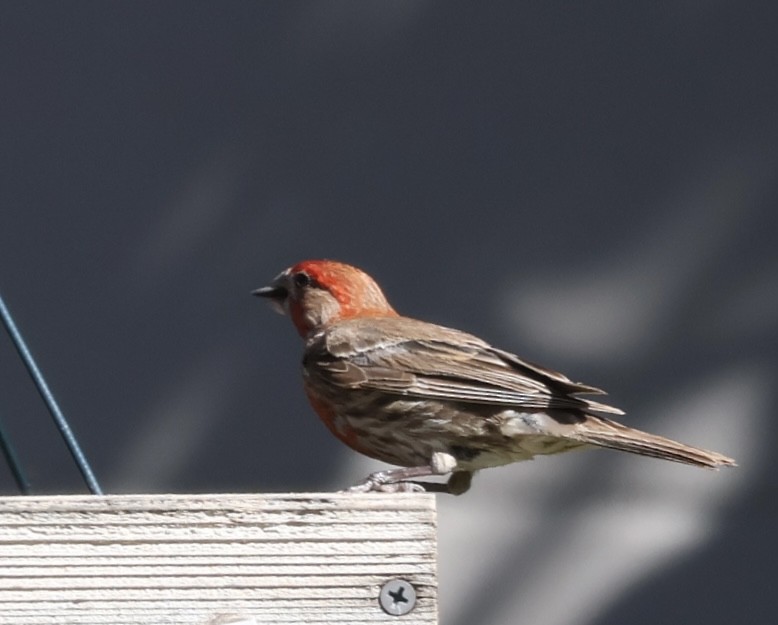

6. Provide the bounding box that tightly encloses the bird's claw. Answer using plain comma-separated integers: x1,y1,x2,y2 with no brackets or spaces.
344,475,426,494
343,467,474,495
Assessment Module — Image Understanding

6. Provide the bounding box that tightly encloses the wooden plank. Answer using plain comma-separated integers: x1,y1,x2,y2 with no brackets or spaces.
0,493,437,625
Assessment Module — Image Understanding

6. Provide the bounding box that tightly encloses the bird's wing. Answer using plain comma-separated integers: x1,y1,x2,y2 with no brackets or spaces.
307,317,623,415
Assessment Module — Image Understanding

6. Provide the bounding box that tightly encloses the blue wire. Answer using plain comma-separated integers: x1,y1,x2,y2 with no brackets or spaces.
0,291,103,495
0,414,30,494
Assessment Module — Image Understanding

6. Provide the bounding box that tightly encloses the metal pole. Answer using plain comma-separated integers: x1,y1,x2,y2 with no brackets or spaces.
0,291,102,495
0,414,30,494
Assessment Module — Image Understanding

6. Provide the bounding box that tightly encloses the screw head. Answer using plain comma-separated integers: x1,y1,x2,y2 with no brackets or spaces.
379,579,417,616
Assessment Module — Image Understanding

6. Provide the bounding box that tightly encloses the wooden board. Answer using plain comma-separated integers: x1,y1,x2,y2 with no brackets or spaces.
0,493,437,624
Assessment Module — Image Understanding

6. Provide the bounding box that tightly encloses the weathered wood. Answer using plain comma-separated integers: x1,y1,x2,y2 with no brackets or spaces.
0,493,437,624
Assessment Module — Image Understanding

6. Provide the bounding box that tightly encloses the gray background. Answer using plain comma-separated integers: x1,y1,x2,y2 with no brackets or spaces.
1,2,775,625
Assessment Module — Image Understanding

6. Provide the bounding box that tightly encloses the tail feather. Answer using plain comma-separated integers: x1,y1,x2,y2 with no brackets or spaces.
574,415,736,469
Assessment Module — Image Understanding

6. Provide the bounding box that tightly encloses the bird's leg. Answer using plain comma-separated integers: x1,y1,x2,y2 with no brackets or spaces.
346,452,469,494
406,470,473,495
346,465,434,493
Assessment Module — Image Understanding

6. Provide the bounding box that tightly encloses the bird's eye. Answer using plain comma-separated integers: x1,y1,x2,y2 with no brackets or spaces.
293,272,312,288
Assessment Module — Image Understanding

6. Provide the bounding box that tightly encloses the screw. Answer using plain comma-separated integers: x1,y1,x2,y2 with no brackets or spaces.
379,579,417,616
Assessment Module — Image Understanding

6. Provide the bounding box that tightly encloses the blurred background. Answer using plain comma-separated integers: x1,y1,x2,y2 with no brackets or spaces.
1,2,775,624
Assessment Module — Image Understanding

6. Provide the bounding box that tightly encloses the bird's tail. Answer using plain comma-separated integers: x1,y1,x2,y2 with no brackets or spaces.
574,415,736,469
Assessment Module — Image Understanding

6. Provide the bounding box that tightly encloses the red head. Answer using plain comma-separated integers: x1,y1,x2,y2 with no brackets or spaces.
253,260,398,336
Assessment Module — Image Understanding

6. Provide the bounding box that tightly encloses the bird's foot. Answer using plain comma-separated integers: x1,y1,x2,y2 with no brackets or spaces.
344,467,473,495
345,479,426,494
344,467,426,493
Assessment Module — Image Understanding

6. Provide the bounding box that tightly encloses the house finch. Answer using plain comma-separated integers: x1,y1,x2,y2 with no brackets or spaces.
254,260,735,494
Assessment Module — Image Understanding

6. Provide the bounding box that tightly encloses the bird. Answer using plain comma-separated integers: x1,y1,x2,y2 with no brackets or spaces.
253,260,735,495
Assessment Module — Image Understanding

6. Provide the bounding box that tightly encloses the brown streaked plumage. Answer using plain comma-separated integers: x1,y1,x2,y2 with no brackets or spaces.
254,260,736,494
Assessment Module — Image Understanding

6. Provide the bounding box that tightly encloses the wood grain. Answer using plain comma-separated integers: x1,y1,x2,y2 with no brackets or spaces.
0,493,437,624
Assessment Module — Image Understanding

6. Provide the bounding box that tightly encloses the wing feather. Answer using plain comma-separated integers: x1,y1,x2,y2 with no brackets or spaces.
306,317,623,415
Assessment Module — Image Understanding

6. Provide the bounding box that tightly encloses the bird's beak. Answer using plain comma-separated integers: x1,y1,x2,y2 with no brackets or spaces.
252,284,288,315
252,285,283,298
